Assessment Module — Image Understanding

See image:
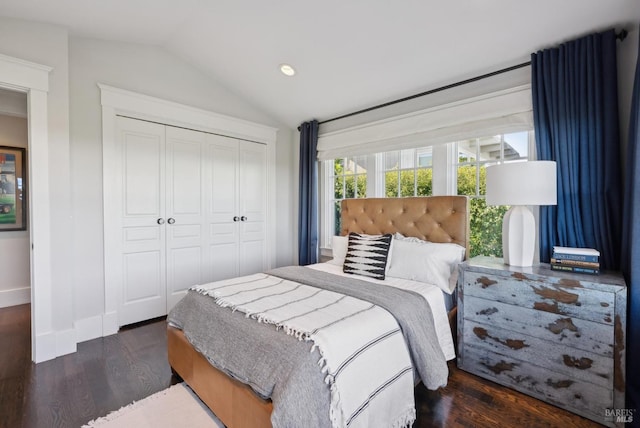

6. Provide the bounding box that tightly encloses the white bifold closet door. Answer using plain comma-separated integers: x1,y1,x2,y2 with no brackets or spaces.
115,116,266,326
206,134,267,282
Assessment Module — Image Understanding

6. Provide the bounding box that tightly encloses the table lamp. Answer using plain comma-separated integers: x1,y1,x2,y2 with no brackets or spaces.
485,161,557,267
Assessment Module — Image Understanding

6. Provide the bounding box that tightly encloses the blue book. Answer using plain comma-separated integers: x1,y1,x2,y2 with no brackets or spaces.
550,264,599,275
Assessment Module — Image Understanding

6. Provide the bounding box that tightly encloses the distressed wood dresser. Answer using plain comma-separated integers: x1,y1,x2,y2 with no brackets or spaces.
457,256,627,427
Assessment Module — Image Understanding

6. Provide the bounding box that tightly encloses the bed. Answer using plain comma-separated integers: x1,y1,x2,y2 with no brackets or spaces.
167,195,469,428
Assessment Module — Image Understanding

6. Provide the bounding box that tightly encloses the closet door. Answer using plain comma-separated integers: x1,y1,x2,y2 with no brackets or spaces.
165,127,206,311
112,117,269,326
205,134,240,282
205,135,267,281
238,141,267,276
116,117,167,326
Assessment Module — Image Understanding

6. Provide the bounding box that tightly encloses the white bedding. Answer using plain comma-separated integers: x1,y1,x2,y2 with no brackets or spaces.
308,263,456,361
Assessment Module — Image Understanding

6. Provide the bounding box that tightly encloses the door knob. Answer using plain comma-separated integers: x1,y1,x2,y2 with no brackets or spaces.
157,218,165,225
240,216,247,222
233,216,240,222
167,218,175,225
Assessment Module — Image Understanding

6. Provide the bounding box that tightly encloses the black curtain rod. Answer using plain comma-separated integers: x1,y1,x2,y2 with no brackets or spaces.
300,29,628,130
318,61,531,126
617,29,628,41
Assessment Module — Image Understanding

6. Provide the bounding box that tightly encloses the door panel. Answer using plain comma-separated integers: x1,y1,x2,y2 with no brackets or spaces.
167,246,202,309
239,142,266,222
165,127,206,311
206,134,239,281
123,251,163,301
123,134,162,218
117,117,166,326
208,242,238,282
207,134,238,223
239,239,265,277
239,141,267,276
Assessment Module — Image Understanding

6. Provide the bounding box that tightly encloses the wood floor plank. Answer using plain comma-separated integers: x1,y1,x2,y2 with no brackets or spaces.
0,304,601,427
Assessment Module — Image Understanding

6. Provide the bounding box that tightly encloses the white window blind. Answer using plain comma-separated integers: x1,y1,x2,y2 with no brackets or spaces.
317,85,533,161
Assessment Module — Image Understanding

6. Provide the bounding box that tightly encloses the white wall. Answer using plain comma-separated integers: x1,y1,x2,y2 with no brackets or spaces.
68,36,296,334
0,16,296,357
0,113,30,308
0,18,75,349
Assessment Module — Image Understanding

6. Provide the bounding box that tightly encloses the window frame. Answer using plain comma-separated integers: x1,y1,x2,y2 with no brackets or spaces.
319,131,536,255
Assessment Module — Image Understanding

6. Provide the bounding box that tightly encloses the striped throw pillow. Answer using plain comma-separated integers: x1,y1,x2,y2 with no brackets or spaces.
343,233,392,280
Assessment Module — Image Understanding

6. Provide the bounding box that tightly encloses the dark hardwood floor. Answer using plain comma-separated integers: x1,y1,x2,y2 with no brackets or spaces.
1,304,600,428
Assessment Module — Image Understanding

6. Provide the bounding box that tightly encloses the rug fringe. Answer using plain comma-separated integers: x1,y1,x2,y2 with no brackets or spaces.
81,384,185,427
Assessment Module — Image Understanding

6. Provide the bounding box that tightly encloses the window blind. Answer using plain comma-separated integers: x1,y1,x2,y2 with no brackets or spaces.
317,85,533,161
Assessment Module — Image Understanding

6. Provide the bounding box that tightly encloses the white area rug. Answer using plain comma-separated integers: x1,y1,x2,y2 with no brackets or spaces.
82,383,224,428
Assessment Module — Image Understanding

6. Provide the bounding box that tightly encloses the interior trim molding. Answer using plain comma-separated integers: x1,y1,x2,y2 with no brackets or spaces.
74,314,104,343
0,52,53,363
98,84,277,144
99,84,278,334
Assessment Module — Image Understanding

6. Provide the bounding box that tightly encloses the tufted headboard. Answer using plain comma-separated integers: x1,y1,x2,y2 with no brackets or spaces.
340,196,470,258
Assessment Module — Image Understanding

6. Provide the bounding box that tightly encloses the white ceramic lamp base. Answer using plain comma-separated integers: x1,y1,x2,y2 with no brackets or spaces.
502,205,535,267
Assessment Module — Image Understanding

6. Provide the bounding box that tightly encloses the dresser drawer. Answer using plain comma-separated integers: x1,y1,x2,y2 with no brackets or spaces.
462,271,615,324
459,345,613,422
463,295,614,357
462,319,613,389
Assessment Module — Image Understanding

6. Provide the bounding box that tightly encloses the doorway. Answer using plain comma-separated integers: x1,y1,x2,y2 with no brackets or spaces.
0,88,31,311
0,52,54,363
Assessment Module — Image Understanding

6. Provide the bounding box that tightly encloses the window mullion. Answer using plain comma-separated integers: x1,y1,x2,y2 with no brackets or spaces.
321,160,334,249
432,143,453,195
369,154,381,197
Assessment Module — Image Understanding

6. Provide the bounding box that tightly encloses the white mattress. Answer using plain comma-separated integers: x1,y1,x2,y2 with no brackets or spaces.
307,263,456,361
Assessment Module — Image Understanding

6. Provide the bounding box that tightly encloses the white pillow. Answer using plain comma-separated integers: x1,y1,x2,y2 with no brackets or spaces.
393,232,425,243
328,235,348,266
387,238,466,293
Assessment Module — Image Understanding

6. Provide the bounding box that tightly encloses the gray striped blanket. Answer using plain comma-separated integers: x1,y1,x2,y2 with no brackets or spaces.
167,266,448,428
193,273,415,427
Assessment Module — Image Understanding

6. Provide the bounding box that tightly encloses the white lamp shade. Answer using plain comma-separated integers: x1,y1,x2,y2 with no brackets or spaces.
486,161,557,206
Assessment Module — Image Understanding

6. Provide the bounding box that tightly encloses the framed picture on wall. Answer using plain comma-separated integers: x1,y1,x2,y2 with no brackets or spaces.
0,146,26,231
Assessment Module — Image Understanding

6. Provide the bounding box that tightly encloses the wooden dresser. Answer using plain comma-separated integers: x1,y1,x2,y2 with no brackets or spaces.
457,256,627,427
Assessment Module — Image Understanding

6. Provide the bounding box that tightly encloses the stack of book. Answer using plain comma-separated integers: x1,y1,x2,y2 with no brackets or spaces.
550,246,600,275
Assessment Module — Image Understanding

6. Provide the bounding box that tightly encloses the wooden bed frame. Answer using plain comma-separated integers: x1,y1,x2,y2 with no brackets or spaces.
168,196,469,428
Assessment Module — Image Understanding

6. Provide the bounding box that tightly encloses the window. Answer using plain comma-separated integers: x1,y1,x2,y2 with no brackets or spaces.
455,132,531,257
329,156,367,235
383,148,432,198
321,131,533,258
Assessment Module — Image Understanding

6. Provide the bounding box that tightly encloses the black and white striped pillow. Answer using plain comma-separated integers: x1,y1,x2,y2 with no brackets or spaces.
343,233,392,280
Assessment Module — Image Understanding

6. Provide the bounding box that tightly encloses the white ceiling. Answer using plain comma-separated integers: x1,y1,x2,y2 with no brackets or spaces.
1,0,638,127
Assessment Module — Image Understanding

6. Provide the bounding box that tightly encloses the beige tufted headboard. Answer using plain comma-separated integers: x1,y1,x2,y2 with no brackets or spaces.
340,196,470,258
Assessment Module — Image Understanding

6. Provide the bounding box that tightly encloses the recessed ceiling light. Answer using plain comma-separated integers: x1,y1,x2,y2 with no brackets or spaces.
279,63,296,77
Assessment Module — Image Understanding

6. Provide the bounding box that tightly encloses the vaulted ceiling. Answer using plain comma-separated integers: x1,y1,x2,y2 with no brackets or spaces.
1,0,638,127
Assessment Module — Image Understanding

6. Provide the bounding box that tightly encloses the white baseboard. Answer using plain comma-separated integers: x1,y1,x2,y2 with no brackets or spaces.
74,314,103,343
32,311,120,362
0,286,30,308
33,328,77,363
56,328,77,356
103,311,119,336
34,331,57,363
